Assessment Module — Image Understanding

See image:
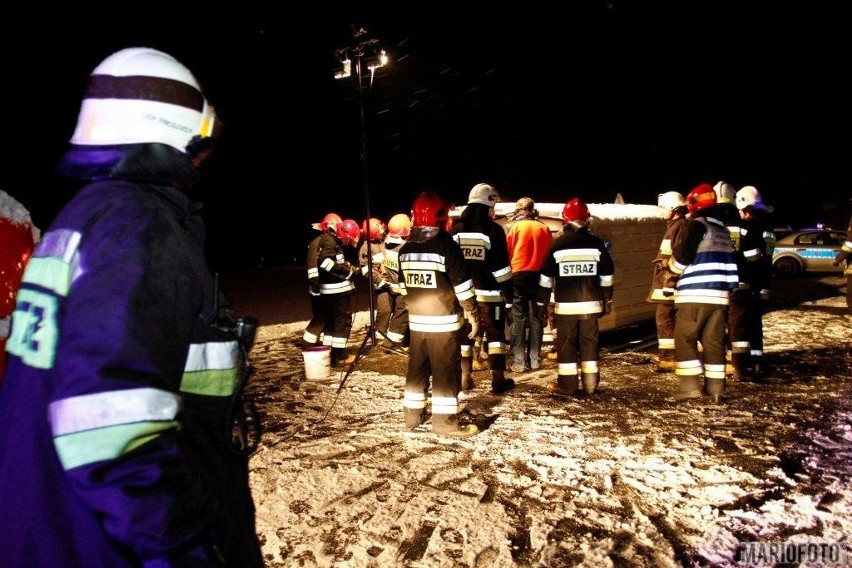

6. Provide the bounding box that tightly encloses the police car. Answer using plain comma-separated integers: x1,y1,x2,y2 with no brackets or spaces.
772,228,847,275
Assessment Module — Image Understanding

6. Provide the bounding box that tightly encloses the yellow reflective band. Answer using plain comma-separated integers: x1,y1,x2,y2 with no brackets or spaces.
21,257,73,296
180,367,239,397
54,421,178,470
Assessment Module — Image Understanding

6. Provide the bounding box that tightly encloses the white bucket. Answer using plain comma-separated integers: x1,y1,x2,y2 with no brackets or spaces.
302,346,331,380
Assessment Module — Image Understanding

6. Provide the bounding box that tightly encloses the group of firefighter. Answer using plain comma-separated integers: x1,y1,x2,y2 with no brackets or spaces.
649,181,776,401
303,180,776,436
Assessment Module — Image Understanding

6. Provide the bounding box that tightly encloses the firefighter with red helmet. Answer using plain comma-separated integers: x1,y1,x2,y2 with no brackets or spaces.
451,183,515,394
646,191,689,372
358,217,394,339
537,197,614,396
0,190,38,376
399,191,479,437
304,213,359,366
668,183,739,402
382,213,412,346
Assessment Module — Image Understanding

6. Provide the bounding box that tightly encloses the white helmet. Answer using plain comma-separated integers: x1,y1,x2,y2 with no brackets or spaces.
69,47,221,153
468,183,500,207
657,191,685,211
712,181,736,204
736,185,767,211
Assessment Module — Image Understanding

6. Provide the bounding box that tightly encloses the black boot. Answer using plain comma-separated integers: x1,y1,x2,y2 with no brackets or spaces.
331,348,355,367
751,356,767,382
491,370,515,394
673,375,703,401
432,413,478,437
549,374,579,395
704,377,726,404
460,357,475,391
656,350,675,373
582,373,599,395
404,408,427,430
731,352,752,382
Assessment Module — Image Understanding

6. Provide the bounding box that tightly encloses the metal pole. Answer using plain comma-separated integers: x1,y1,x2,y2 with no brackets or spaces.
356,52,377,345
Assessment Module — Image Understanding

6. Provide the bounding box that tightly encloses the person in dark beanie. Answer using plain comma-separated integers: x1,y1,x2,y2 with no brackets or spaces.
537,198,614,396
506,197,553,372
669,183,739,403
0,48,263,567
451,183,516,394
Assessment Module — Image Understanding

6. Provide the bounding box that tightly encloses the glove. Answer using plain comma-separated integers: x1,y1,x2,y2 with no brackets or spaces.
536,302,549,322
466,311,481,340
833,250,849,267
504,303,513,327
661,269,678,290
501,282,514,306
309,281,321,295
601,300,612,317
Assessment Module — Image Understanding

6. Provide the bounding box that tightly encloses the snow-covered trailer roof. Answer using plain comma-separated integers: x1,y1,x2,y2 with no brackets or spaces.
452,202,668,332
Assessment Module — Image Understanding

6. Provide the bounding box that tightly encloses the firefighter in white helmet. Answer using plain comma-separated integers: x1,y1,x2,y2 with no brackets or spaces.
647,191,689,372
451,183,516,394
713,180,744,379
734,185,776,380
0,48,263,566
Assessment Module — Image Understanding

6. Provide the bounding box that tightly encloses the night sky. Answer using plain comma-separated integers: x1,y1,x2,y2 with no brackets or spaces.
2,4,850,269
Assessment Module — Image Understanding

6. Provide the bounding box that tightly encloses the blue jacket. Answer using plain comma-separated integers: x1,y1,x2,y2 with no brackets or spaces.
0,145,262,567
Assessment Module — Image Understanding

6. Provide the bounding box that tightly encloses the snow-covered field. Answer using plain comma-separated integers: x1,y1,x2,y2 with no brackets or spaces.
242,275,852,567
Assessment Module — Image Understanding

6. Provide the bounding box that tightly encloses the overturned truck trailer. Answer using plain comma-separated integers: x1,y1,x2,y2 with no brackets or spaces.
453,201,667,332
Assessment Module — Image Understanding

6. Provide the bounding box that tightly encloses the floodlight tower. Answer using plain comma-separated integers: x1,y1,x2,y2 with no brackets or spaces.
333,27,391,382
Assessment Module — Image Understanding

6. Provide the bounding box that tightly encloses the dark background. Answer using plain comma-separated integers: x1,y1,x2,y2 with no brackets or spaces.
2,3,850,269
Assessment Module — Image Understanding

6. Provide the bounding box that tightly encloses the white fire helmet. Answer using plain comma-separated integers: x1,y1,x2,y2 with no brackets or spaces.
69,47,221,153
736,185,767,211
657,191,685,211
468,183,500,207
712,181,736,205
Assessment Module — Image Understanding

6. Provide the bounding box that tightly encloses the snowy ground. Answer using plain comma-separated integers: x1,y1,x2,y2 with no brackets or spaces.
240,274,852,567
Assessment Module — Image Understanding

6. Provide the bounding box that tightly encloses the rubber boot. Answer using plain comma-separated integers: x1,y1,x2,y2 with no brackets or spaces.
673,375,703,401
704,377,726,404
550,374,579,395
472,339,489,370
404,408,427,430
460,357,475,391
331,348,356,367
656,350,675,373
731,353,753,383
582,372,599,395
752,356,765,382
491,370,516,394
432,413,478,437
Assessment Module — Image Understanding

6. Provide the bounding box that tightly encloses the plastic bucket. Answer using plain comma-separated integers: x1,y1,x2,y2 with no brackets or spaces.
302,346,331,380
